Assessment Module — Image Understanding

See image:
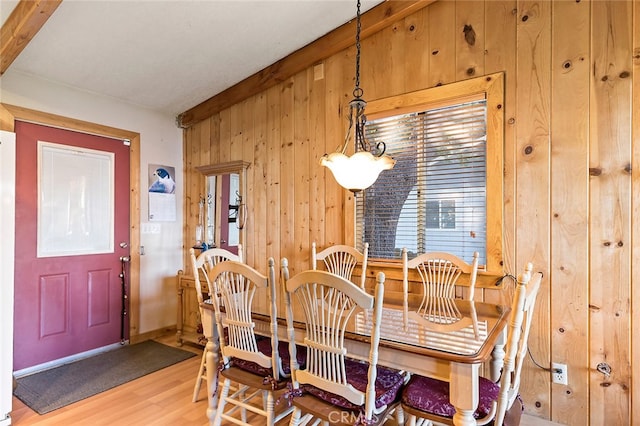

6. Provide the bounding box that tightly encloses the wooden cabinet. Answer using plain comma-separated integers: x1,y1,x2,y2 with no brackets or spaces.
176,270,208,346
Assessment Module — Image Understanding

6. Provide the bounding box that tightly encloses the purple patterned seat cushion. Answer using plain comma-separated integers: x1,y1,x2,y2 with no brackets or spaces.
402,374,500,421
231,338,307,378
301,359,404,411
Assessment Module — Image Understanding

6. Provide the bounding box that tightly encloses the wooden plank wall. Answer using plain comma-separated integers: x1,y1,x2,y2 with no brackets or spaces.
182,1,640,424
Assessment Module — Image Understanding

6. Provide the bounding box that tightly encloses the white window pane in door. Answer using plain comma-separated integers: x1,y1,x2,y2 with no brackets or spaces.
37,141,114,257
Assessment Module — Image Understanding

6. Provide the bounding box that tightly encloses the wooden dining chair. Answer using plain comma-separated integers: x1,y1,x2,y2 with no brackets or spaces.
189,245,243,402
400,263,542,426
209,258,293,426
311,241,369,290
402,249,480,336
282,258,405,426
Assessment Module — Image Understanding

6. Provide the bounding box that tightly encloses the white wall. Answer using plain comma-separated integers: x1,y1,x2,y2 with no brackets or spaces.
0,70,183,334
0,131,16,425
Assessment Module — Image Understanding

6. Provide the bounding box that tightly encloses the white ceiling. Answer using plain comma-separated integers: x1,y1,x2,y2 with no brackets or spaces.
0,0,381,116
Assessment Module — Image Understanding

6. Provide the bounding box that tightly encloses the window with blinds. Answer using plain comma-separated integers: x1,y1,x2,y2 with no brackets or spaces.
356,98,489,264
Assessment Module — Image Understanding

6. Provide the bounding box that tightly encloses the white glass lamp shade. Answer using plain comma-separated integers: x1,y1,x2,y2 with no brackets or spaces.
320,150,395,192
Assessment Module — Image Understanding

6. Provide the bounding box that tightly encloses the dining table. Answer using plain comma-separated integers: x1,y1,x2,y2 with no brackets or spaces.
200,296,510,426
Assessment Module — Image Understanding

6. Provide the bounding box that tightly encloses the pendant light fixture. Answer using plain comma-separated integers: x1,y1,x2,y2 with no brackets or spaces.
320,0,395,193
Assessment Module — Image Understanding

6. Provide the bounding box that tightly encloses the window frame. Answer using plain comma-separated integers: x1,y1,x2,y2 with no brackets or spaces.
351,73,504,274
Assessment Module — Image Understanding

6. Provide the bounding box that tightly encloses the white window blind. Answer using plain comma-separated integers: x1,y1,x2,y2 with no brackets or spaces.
356,99,487,264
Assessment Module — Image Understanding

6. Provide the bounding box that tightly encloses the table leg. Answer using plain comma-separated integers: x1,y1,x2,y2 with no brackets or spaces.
202,309,219,425
449,362,480,426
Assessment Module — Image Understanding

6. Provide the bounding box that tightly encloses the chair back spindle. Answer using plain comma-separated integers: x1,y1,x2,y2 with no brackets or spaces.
400,261,542,426
209,258,293,425
191,245,243,304
495,263,542,425
210,258,283,380
402,249,480,336
188,245,243,403
283,260,391,423
312,242,369,290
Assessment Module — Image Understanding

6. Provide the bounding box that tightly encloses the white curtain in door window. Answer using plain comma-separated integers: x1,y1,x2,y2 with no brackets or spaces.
37,141,114,257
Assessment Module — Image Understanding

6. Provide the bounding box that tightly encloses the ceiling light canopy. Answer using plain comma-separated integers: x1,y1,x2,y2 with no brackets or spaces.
320,0,395,193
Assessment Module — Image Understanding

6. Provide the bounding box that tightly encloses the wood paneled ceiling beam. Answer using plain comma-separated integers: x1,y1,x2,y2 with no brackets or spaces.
177,0,435,128
0,0,62,76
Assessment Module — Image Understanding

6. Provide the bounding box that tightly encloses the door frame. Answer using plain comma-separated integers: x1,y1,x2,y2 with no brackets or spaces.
0,103,142,342
0,130,16,424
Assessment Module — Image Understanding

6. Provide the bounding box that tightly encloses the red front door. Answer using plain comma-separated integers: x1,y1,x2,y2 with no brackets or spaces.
13,121,130,371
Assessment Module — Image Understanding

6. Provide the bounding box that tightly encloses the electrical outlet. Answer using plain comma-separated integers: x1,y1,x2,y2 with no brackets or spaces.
552,362,568,385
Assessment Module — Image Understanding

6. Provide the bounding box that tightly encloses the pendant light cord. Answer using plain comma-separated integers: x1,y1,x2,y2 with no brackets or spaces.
353,0,362,98
341,0,386,157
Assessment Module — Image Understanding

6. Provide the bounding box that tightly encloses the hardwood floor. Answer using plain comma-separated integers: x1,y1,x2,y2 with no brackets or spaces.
10,334,564,425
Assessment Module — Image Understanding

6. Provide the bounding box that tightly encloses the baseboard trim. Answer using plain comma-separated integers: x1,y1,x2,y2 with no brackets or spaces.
14,326,178,378
13,341,129,378
130,326,177,344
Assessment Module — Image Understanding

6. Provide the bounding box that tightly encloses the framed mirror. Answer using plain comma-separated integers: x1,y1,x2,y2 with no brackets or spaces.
195,161,249,255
